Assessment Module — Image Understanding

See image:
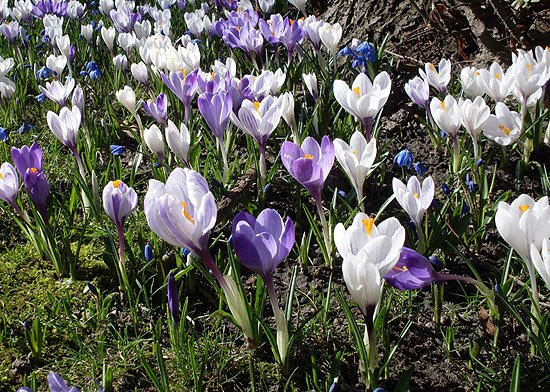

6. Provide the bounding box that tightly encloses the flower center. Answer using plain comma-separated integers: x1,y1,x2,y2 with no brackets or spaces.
253,101,261,113
475,71,480,76
495,72,501,80
413,192,419,198
30,167,37,174
0,173,3,179
353,86,360,97
498,124,511,135
519,204,529,213
440,100,446,111
362,217,375,235
304,153,313,159
393,265,408,271
181,201,195,224
428,63,435,71
113,180,122,188
352,149,358,155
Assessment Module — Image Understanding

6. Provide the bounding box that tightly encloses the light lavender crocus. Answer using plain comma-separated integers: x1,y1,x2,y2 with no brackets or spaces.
198,90,233,182
144,167,256,340
281,136,335,253
39,78,76,107
103,179,138,293
405,76,430,111
142,93,168,126
23,167,50,222
161,70,199,123
232,208,295,362
0,162,27,221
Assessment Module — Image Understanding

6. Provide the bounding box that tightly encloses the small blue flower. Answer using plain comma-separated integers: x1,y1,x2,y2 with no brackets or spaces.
144,244,154,261
35,92,46,102
153,162,162,168
37,66,55,79
441,182,451,195
79,70,89,77
462,203,470,215
181,248,190,257
17,123,33,135
0,127,8,142
393,149,413,168
89,68,101,79
263,183,271,193
110,144,125,156
476,158,484,167
494,284,501,292
337,189,346,197
337,46,354,57
413,162,428,176
429,255,443,269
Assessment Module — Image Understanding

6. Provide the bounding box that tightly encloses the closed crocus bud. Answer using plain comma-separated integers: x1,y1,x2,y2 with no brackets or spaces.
102,179,138,228
0,162,19,205
101,26,116,52
47,372,78,392
46,106,81,152
319,22,342,56
302,72,318,101
198,91,232,141
530,238,550,290
258,0,275,13
81,24,93,43
458,96,490,159
142,93,168,126
405,76,429,110
116,86,137,116
131,62,149,85
279,92,298,137
482,102,521,146
165,119,190,165
56,35,71,59
167,270,180,324
113,54,128,70
144,124,165,162
460,66,484,98
419,59,451,95
72,85,84,118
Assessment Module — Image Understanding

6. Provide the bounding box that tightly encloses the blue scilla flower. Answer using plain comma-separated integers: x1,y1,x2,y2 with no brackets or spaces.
86,61,98,70
476,158,484,167
18,123,33,135
356,41,376,61
110,144,125,156
89,68,101,79
80,70,89,77
337,46,354,57
35,92,46,102
144,244,154,261
181,248,190,257
413,162,428,176
37,66,55,79
393,149,413,168
0,127,8,142
441,182,451,194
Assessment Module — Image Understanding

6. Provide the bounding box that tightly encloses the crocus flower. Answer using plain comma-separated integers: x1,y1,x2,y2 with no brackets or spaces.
47,371,81,392
102,180,138,229
46,106,81,152
478,62,513,103
530,239,550,290
334,131,377,211
482,102,521,146
38,78,75,106
430,95,462,171
419,59,451,95
142,93,168,126
405,76,429,110
460,66,484,98
161,70,198,123
333,72,391,141
303,72,318,101
116,86,137,116
511,49,545,108
144,124,165,162
319,22,342,56
167,270,180,324
232,208,295,361
197,90,232,141
458,96,490,160
288,0,307,16
11,142,42,178
232,209,295,280
24,167,50,221
131,62,149,85
145,167,255,340
280,136,334,201
0,162,19,206
165,120,190,165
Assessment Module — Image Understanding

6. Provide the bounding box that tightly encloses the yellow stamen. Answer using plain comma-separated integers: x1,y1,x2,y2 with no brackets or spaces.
440,100,446,110
290,19,295,26
181,201,195,224
352,149,358,155
253,101,261,112
519,204,529,213
30,167,37,174
393,265,408,271
113,180,122,188
211,71,215,80
498,124,511,135
236,26,241,31
495,72,501,80
181,69,187,77
362,217,375,235
353,86,361,97
304,153,313,159
413,192,419,198
475,71,480,76
0,173,3,179
428,63,435,71
526,63,532,72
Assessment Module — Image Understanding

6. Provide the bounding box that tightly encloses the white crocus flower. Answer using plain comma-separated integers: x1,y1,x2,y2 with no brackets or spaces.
165,119,190,165
56,35,71,59
419,59,451,94
116,86,137,116
258,0,275,13
530,238,550,290
335,213,405,314
482,102,521,146
46,54,67,78
131,62,149,85
279,92,298,142
303,72,318,101
458,96,490,159
334,131,377,210
81,24,93,43
478,62,513,102
430,95,461,139
39,78,75,106
392,175,434,230
230,96,283,146
144,124,165,162
319,22,342,56
333,72,391,140
510,49,546,108
101,26,116,52
460,66,484,98
46,106,81,151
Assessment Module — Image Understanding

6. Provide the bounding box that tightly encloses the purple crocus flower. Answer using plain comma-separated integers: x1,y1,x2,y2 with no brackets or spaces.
0,21,20,45
224,23,264,61
197,90,233,141
215,0,238,11
142,93,168,126
167,270,180,324
280,136,335,201
258,14,287,47
11,142,43,178
232,209,295,280
405,76,430,110
23,167,50,221
161,70,199,124
47,371,80,392
110,8,141,33
281,18,305,60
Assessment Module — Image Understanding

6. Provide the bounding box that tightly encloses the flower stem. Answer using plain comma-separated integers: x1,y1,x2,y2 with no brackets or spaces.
117,225,131,296
314,195,332,257
219,137,229,184
259,142,267,193
356,185,365,213
362,117,373,143
265,276,289,364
